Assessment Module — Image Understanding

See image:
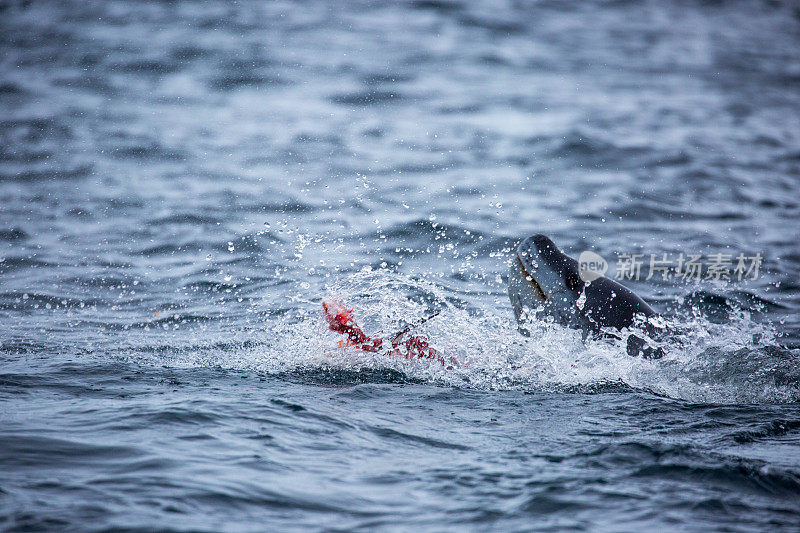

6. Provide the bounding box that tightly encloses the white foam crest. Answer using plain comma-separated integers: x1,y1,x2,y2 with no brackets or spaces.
143,269,798,404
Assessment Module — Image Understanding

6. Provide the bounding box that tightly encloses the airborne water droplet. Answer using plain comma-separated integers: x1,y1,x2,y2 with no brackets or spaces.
576,289,586,310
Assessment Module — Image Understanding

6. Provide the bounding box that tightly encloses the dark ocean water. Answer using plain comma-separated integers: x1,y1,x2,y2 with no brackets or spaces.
2,0,800,530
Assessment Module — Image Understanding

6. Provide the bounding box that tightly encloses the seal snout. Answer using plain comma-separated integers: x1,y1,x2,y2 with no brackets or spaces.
518,234,558,257
514,237,548,302
515,238,540,271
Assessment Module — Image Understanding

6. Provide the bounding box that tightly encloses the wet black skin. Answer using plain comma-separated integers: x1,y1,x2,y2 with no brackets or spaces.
514,235,664,359
527,234,655,331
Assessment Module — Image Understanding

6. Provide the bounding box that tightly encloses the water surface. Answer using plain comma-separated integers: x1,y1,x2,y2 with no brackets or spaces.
2,0,800,530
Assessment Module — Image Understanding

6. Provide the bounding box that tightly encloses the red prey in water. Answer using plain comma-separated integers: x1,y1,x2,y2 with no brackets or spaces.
321,300,458,367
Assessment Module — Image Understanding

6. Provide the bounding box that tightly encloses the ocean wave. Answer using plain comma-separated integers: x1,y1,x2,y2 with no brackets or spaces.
113,269,800,405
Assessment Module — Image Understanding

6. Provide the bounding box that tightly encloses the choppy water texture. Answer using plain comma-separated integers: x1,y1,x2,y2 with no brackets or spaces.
2,0,800,531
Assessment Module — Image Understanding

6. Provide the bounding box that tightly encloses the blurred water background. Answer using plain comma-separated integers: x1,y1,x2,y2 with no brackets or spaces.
2,0,800,530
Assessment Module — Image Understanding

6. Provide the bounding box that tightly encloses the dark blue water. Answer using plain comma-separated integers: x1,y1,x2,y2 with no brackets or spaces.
2,0,800,530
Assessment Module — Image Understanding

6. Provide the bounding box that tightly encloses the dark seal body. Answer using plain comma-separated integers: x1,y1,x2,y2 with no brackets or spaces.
509,234,662,358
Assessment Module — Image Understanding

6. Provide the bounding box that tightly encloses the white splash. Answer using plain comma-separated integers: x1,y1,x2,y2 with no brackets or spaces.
139,268,799,405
